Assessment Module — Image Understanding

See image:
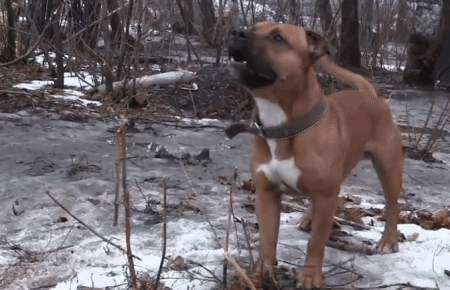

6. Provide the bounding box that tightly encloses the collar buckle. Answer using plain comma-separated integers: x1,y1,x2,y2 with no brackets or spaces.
251,120,265,137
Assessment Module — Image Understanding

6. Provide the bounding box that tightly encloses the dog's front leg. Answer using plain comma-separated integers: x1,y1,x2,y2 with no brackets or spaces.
297,191,338,289
253,173,282,284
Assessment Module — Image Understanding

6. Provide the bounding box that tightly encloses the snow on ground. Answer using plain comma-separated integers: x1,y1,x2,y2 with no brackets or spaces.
13,73,100,107
52,89,101,106
276,212,450,289
1,73,450,290
351,223,450,288
14,79,53,90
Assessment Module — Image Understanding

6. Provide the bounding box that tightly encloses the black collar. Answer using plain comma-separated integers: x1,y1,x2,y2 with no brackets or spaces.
225,98,327,140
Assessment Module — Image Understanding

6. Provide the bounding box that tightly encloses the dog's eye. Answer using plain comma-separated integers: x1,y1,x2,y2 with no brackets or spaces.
273,34,284,43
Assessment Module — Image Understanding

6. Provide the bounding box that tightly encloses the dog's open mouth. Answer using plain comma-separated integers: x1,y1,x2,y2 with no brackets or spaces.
228,52,278,89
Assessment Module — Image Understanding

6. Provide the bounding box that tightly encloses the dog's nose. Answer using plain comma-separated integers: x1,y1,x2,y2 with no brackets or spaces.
232,28,252,39
228,27,253,61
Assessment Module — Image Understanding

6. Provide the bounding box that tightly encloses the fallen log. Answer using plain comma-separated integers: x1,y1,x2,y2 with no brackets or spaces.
96,70,195,92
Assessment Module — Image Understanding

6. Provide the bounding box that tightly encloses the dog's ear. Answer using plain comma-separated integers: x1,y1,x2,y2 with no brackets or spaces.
305,30,332,64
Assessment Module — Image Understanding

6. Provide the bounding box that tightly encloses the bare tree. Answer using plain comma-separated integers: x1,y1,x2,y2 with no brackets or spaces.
108,0,122,42
434,0,450,85
199,0,217,46
185,0,195,34
29,0,53,34
290,0,299,24
396,0,408,42
340,0,361,67
116,0,135,80
360,0,373,46
439,0,450,38
84,0,102,49
102,0,114,92
404,0,450,86
52,0,64,88
317,0,334,38
0,0,17,63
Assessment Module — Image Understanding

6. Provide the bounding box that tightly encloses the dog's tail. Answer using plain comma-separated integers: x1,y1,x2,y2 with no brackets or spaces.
317,55,377,99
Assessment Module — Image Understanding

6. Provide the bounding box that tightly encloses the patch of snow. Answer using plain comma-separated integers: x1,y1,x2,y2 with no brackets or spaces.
63,72,86,90
52,266,125,290
13,74,100,106
433,152,450,164
383,63,405,72
52,89,100,106
14,80,52,90
359,201,386,209
352,224,450,289
163,270,218,290
178,117,223,125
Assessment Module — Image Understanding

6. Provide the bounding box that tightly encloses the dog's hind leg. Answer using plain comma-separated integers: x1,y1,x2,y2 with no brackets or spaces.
298,206,313,230
369,127,403,252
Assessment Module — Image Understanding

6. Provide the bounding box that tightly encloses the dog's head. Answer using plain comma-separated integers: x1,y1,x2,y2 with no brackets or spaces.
228,22,330,92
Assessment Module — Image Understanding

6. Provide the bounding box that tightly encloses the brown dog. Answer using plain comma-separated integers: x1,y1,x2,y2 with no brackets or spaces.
226,22,403,289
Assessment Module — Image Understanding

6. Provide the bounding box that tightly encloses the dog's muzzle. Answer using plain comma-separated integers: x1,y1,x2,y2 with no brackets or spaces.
228,28,278,89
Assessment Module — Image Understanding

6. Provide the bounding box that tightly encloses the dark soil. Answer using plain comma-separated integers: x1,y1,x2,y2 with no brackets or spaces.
158,65,254,120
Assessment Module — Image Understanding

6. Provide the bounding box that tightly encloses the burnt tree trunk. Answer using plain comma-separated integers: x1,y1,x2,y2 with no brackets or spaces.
434,0,450,86
404,1,450,86
290,0,299,25
0,0,16,63
185,0,195,34
317,0,334,37
199,0,216,47
175,0,192,61
30,0,52,34
360,0,373,47
396,0,408,42
316,0,337,56
85,0,101,48
108,0,122,43
102,0,114,92
53,0,64,88
439,0,450,38
340,0,361,68
116,0,134,80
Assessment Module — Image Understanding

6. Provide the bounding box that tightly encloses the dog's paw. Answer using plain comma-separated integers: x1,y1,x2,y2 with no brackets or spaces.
298,211,312,231
296,267,323,289
251,260,274,287
376,232,399,252
248,273,263,289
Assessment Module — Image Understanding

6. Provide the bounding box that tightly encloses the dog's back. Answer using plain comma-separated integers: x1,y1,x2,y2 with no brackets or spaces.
316,55,400,173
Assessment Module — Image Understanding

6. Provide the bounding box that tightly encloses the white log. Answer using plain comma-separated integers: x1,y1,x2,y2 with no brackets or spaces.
96,70,195,92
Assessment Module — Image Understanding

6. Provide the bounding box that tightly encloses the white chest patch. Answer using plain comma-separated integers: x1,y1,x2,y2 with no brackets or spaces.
254,98,302,191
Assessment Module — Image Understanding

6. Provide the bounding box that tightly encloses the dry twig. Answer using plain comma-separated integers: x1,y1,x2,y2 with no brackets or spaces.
113,128,122,226
223,167,241,288
154,178,167,290
241,218,254,271
223,186,233,288
346,282,434,289
325,239,378,255
180,159,222,248
116,126,137,288
334,216,371,231
224,253,257,290
45,191,142,261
